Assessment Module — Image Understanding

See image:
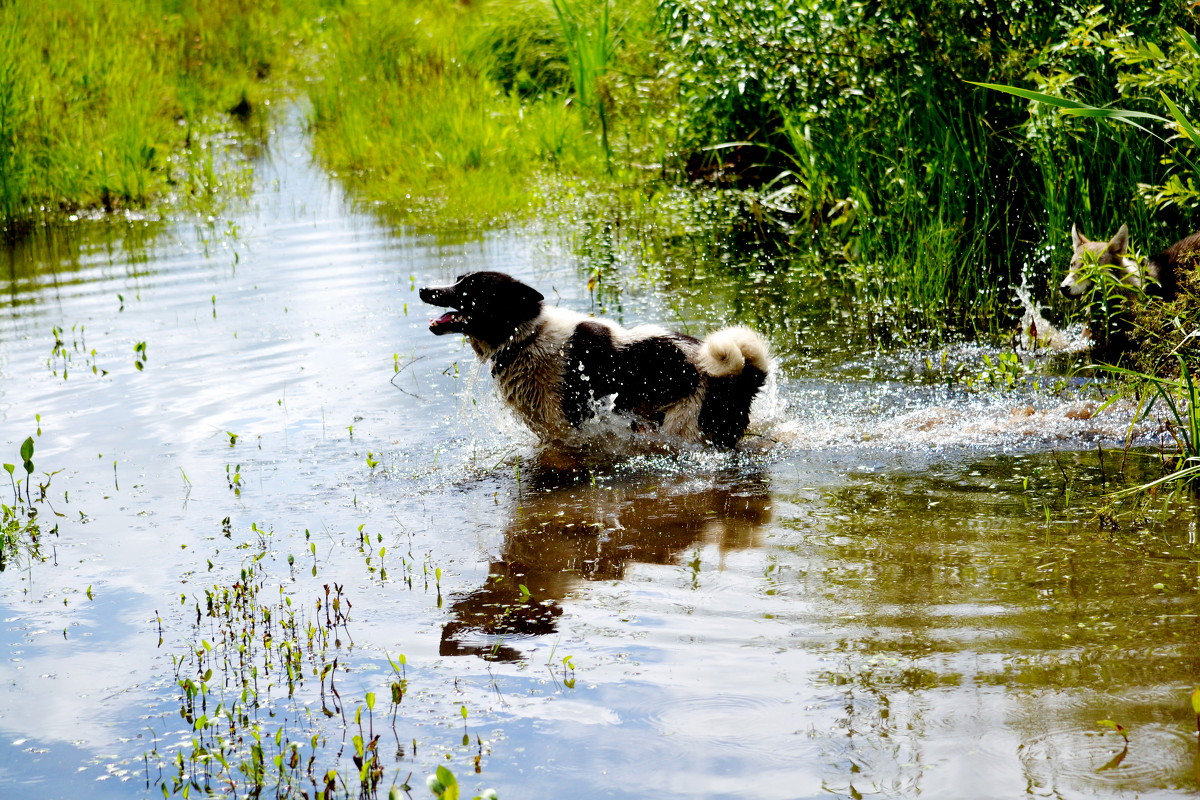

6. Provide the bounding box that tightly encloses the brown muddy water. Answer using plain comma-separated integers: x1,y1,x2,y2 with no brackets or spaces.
2,119,1199,800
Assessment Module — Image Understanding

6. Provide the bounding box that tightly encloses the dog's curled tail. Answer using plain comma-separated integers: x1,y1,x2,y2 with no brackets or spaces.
697,326,771,378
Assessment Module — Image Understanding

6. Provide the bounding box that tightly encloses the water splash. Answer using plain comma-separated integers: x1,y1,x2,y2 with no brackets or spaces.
1014,283,1091,354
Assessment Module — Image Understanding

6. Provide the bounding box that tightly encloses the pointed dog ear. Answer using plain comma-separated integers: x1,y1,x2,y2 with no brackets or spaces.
1108,224,1130,254
512,281,544,307
1071,223,1087,249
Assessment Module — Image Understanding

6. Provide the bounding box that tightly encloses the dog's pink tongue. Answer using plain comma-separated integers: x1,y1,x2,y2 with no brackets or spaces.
431,312,456,327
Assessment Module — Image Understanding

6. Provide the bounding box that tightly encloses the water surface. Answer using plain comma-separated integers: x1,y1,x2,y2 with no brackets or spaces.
1,117,1198,799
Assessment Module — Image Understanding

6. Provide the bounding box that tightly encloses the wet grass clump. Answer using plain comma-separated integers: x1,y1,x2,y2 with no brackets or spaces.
1128,256,1200,377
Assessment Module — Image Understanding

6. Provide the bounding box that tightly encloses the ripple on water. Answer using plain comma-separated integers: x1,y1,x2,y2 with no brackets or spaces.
1017,724,1197,794
647,693,805,759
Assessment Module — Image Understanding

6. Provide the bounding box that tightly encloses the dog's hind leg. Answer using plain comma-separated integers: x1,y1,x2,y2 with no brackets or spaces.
697,366,768,447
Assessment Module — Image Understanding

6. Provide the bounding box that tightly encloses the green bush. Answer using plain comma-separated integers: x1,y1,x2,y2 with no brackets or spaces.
654,0,1193,330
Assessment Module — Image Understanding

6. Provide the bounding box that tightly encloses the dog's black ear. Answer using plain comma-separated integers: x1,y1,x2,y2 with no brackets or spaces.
514,282,544,306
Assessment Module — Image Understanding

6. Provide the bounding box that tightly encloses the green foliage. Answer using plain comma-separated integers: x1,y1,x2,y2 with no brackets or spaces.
551,0,617,167
0,0,329,228
426,766,497,800
306,0,669,226
1067,247,1154,359
1100,356,1200,495
8,0,1200,342
655,0,1191,330
308,1,582,224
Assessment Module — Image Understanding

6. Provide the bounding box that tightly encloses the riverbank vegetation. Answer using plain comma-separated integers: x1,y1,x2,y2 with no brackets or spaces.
0,0,329,231
3,0,1199,344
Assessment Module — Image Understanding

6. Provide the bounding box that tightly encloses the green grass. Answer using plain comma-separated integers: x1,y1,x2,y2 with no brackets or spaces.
0,0,330,229
5,0,1198,346
305,0,667,227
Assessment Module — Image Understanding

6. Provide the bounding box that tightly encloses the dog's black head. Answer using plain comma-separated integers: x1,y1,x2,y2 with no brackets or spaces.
419,271,545,346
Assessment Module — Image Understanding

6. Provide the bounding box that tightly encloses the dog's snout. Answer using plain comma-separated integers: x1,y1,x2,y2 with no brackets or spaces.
420,285,450,304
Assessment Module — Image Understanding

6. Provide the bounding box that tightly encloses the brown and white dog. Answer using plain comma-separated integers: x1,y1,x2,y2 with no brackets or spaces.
420,271,770,447
1060,223,1200,300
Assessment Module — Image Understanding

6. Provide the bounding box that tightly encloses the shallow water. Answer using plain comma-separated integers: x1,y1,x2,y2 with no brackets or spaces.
1,117,1198,800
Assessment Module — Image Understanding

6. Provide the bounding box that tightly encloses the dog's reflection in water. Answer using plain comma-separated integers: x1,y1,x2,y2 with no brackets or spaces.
440,449,773,660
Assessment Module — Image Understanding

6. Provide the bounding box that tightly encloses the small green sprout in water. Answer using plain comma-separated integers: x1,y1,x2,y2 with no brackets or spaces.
133,341,147,371
366,452,380,469
561,655,576,689
426,766,497,800
426,766,456,799
1097,719,1129,744
226,464,242,493
227,431,239,447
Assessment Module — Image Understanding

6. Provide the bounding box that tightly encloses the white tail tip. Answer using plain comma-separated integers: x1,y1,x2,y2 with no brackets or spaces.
697,326,770,377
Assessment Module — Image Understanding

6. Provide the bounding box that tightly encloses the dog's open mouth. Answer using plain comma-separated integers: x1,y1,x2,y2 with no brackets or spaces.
429,311,468,335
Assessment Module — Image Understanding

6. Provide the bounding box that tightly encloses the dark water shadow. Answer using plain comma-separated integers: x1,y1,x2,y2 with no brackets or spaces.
440,447,772,660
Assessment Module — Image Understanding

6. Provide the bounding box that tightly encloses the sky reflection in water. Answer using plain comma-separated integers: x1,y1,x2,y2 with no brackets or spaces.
0,120,1198,800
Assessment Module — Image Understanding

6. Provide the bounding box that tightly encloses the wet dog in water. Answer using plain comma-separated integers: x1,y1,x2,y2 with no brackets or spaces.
1060,223,1200,301
420,271,770,447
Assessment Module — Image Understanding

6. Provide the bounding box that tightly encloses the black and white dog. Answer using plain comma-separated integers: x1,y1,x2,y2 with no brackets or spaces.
420,271,770,447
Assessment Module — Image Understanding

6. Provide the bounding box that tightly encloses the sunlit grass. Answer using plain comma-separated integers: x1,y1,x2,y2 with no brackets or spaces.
0,0,329,228
305,0,662,227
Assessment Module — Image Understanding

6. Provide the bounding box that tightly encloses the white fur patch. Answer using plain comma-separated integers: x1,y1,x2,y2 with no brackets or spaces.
697,326,771,377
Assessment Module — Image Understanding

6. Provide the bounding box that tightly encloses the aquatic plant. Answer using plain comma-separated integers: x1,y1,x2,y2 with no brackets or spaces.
426,765,498,800
151,561,388,797
1097,357,1200,496
1097,718,1130,744
2,431,59,572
